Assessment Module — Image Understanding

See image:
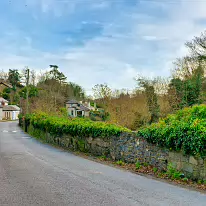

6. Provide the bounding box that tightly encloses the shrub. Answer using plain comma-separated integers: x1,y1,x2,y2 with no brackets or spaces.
24,112,131,138
166,163,184,180
135,161,141,170
116,160,124,166
153,167,158,173
138,105,206,157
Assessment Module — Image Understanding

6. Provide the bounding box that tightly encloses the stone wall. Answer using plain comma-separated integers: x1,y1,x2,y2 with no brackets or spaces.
27,124,206,180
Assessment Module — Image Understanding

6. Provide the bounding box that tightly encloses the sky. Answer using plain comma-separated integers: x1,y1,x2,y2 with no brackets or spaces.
0,0,206,94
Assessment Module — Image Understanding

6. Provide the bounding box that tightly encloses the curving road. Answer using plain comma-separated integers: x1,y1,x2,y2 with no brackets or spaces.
0,121,205,206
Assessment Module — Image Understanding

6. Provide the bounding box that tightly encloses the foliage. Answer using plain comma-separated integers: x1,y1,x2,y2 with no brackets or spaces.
131,112,147,130
136,77,160,123
166,163,184,180
59,107,68,118
19,85,39,99
49,65,67,83
186,31,206,60
169,63,204,109
8,69,21,90
116,160,124,166
138,105,206,157
92,83,112,100
24,112,131,138
153,167,158,173
135,161,141,170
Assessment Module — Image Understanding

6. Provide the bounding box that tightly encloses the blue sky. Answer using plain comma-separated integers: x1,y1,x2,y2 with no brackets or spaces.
0,0,206,94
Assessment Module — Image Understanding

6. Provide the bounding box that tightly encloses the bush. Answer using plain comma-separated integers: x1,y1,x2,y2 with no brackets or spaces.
138,105,206,157
24,112,131,138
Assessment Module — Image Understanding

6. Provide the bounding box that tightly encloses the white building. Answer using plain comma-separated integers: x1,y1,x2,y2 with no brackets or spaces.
66,100,90,117
0,97,20,120
2,105,20,120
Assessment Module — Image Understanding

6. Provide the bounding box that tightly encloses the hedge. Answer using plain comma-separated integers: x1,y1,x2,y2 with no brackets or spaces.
20,112,131,138
138,105,206,157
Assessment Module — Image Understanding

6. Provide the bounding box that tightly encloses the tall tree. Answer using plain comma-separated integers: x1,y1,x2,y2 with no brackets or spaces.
49,65,67,83
8,69,21,90
92,84,112,100
136,77,160,123
186,31,206,60
170,57,204,109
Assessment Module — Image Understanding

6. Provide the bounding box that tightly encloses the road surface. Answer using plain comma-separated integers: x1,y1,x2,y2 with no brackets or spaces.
0,121,205,206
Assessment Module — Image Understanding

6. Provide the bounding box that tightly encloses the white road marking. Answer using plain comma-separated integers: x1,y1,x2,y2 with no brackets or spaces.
21,136,31,139
12,131,17,133
2,130,8,132
89,170,103,174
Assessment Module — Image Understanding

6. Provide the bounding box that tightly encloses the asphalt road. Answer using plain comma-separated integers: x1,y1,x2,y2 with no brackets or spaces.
0,121,205,206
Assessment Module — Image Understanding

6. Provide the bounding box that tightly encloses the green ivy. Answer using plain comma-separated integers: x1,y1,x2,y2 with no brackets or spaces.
138,105,206,157
24,112,131,138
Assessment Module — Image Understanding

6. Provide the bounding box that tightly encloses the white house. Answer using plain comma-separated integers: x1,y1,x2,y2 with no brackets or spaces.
0,97,20,120
66,100,90,117
2,105,20,120
0,97,9,120
0,105,3,120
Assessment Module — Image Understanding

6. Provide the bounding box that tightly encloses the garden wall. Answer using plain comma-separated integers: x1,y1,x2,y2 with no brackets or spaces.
27,124,206,180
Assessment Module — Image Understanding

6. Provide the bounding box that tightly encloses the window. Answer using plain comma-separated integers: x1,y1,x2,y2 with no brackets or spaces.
71,110,74,116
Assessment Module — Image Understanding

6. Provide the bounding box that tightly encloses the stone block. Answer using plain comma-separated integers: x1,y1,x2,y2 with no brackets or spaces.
182,162,193,173
189,156,198,166
176,161,182,170
198,158,204,165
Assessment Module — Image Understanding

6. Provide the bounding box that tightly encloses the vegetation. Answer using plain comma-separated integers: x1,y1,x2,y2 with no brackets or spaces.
0,66,85,114
138,105,206,157
1,30,206,132
22,112,131,138
91,31,206,130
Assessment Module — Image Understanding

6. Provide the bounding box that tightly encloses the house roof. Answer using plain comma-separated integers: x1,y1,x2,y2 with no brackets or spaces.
0,81,12,88
77,104,90,112
70,104,90,112
0,97,9,103
2,105,20,111
66,100,79,104
66,99,90,112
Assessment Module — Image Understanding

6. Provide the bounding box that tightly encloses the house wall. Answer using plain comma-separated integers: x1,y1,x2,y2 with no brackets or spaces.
0,108,3,120
85,111,90,117
66,103,90,117
3,111,20,120
3,111,11,120
68,107,76,117
14,111,20,120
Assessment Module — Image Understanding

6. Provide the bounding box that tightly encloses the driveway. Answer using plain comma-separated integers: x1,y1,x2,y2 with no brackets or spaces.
0,121,205,206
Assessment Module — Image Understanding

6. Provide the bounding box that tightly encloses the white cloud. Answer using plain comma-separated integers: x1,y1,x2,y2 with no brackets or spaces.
1,0,206,95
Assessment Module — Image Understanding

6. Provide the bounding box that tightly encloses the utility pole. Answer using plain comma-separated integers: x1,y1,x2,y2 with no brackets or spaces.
25,67,30,114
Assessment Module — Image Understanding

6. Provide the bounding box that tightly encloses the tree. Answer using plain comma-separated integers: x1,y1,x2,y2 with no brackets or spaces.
8,69,21,90
170,57,204,109
0,70,8,80
186,31,206,60
136,77,160,123
92,84,112,102
19,85,39,99
49,65,67,83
